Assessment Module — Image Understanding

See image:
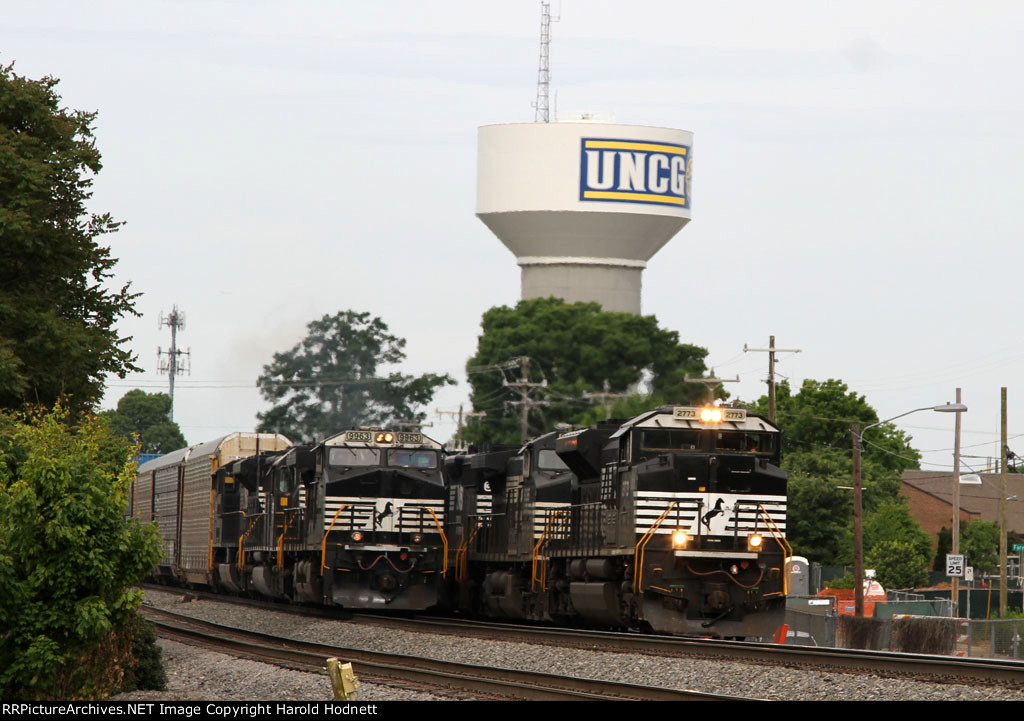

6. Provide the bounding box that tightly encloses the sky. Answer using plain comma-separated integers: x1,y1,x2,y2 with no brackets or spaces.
5,1,1024,474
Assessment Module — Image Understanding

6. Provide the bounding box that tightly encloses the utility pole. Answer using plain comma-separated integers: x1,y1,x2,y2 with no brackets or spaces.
583,380,632,421
504,357,548,443
952,387,963,614
437,404,486,448
743,336,801,422
684,368,739,404
852,422,864,617
157,305,190,421
1001,387,1008,615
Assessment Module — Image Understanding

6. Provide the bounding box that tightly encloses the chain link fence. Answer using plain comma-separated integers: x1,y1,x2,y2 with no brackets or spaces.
782,592,1023,658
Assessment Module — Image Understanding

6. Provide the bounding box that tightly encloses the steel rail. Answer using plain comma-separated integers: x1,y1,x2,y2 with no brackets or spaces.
372,614,1024,684
142,587,1024,685
145,607,755,701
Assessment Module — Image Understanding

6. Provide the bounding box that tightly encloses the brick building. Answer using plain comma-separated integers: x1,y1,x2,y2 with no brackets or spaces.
901,470,1024,548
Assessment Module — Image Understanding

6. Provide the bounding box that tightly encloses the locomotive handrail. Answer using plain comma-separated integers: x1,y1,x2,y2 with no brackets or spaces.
321,503,351,575
757,503,792,595
237,511,264,571
418,506,449,577
633,501,677,594
457,520,484,582
276,511,298,571
531,509,568,592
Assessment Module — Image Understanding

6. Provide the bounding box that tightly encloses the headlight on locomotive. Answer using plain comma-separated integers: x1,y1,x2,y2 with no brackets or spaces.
746,533,764,552
411,533,423,544
351,531,364,543
671,529,689,548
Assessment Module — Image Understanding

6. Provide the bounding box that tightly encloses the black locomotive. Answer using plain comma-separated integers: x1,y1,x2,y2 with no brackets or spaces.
445,405,790,637
132,428,448,611
131,404,789,637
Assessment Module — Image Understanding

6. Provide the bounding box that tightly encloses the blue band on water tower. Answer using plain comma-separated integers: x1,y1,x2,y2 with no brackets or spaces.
579,138,691,208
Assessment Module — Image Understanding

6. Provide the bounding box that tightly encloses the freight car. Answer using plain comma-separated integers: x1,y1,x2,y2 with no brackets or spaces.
130,432,291,585
445,405,790,637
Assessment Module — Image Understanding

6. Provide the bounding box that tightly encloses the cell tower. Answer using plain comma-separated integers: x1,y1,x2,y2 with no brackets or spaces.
533,2,558,123
157,305,191,421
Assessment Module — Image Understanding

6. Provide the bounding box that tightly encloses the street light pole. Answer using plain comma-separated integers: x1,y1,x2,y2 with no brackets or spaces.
850,399,968,617
952,388,963,614
852,422,864,617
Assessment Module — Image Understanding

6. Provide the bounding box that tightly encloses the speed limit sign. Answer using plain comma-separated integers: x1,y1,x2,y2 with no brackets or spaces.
947,554,965,577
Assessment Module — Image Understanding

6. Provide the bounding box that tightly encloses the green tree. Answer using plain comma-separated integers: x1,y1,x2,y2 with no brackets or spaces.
748,379,921,473
0,65,138,414
0,406,161,699
960,520,1000,574
856,500,932,565
464,297,710,445
743,379,923,565
256,311,454,442
100,389,186,454
933,526,952,571
866,540,930,590
784,472,852,563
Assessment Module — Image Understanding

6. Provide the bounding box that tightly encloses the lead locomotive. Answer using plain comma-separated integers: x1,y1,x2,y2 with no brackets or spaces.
446,405,789,637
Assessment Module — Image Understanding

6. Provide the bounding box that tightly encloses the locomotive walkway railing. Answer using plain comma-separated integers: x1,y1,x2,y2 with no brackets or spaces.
416,505,449,577
237,512,264,570
531,510,569,591
757,503,792,596
633,501,677,594
321,503,351,574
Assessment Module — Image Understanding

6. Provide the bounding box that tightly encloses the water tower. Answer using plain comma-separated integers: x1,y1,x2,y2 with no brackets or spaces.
476,121,693,314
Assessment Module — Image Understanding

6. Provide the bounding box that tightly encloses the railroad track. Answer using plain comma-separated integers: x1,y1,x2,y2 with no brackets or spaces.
143,587,1024,686
144,606,757,701
361,613,1024,685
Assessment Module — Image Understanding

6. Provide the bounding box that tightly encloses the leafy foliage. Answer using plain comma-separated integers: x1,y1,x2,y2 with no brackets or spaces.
464,297,711,445
100,389,186,454
743,379,925,565
747,379,921,473
119,613,166,693
0,65,139,414
960,520,1000,574
0,406,161,699
256,311,454,442
825,571,856,589
933,526,952,571
866,540,930,590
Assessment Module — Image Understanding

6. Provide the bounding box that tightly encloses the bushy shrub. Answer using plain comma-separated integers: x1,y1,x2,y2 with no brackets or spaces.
120,612,167,693
0,406,161,699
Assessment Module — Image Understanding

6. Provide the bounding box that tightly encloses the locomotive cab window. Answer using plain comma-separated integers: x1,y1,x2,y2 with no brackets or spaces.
715,431,776,454
276,469,292,494
639,429,702,452
537,449,568,471
388,449,438,469
329,447,381,467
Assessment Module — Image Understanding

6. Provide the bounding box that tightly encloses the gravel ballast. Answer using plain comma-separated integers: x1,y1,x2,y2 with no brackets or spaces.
128,589,1024,702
